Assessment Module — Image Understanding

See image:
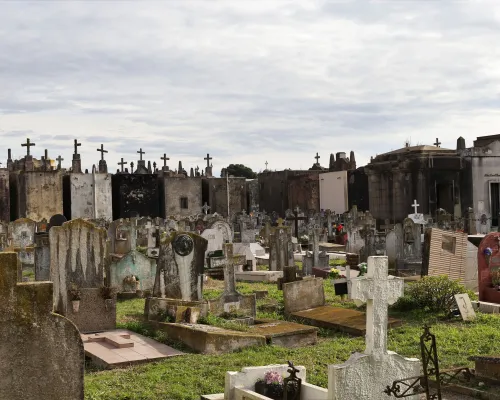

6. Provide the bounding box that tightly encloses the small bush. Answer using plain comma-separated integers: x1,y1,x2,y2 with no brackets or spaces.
393,276,477,315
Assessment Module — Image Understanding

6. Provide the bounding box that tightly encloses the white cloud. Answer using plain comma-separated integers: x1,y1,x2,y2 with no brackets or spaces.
1,0,500,174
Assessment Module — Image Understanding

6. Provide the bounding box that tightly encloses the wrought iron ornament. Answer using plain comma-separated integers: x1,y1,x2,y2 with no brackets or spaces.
384,326,473,399
283,361,301,400
173,234,194,256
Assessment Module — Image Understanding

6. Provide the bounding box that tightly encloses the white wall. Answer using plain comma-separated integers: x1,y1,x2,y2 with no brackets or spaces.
70,173,112,221
319,171,348,213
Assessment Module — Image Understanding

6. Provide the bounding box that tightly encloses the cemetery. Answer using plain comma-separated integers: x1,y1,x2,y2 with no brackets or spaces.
3,138,500,399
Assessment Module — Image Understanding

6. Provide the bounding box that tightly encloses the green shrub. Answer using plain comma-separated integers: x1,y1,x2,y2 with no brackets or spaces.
393,276,477,315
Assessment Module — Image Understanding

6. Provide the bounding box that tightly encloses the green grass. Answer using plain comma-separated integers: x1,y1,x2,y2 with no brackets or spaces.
84,280,500,400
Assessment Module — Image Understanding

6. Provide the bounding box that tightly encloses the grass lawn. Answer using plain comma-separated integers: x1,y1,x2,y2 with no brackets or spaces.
84,280,500,400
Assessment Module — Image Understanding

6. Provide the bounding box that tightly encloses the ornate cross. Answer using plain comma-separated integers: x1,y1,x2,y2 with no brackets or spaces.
118,158,127,172
21,138,35,156
97,144,108,160
74,139,81,155
56,155,64,169
204,153,212,168
137,148,145,160
412,199,419,214
351,256,403,356
161,153,169,167
315,152,320,163
434,138,441,147
202,202,211,215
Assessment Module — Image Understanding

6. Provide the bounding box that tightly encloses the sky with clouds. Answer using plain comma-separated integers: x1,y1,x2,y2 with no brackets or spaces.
1,1,500,175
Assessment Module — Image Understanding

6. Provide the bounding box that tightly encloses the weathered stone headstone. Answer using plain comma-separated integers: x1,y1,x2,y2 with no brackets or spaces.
50,219,115,333
153,232,208,301
328,256,420,400
0,221,7,251
208,220,233,243
454,293,476,321
201,228,224,254
302,228,329,275
269,226,293,271
208,243,256,318
0,252,84,399
34,231,50,280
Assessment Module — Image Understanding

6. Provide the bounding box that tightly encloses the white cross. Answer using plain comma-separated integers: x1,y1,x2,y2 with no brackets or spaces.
350,256,404,356
411,199,419,214
202,202,210,215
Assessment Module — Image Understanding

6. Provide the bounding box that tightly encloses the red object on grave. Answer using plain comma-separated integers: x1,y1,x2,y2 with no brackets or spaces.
478,232,500,304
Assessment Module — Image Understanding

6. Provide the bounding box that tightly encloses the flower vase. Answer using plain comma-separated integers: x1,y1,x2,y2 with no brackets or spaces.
72,300,80,313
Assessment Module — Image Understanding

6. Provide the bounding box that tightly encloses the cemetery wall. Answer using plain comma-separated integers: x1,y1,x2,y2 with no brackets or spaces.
66,173,112,220
203,177,247,218
347,167,369,212
258,170,317,215
288,172,320,212
319,170,348,213
15,171,63,221
0,169,9,222
112,174,161,219
164,176,202,217
245,178,259,213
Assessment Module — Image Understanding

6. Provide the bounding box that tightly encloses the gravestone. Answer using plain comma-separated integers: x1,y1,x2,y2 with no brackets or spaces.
34,231,50,280
201,228,224,255
269,225,294,271
50,219,115,333
328,256,420,400
208,243,256,318
109,219,134,256
0,252,84,399
454,293,476,321
9,218,36,249
302,228,329,276
0,221,7,251
153,232,208,301
208,220,233,243
478,232,500,304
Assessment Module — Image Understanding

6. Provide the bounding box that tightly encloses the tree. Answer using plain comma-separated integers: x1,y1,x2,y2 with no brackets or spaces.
224,164,257,179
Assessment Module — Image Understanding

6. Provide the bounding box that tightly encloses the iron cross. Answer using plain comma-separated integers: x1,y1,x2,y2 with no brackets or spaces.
204,153,212,168
118,158,127,172
97,144,108,160
21,138,36,156
265,161,268,169
161,153,169,167
56,155,64,169
434,138,441,147
74,139,81,155
137,148,145,160
315,152,320,164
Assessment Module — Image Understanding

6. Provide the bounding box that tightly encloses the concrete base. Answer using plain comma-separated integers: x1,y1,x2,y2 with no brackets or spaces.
249,319,318,348
290,305,402,336
155,322,266,354
235,270,283,283
82,329,185,369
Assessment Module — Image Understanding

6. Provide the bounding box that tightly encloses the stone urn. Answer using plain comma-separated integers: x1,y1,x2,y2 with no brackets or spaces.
72,300,80,313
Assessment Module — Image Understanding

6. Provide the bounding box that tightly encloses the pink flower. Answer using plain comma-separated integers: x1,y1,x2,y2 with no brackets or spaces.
264,371,283,385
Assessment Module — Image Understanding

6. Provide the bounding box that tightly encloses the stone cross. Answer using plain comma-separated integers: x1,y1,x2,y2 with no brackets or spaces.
315,152,320,164
202,202,211,215
97,144,108,160
74,139,81,155
21,138,35,156
329,256,420,400
56,155,64,169
265,161,268,169
222,243,246,300
434,138,441,147
118,158,127,172
351,256,404,356
130,161,134,173
137,148,145,160
204,153,212,168
411,199,419,214
161,153,169,167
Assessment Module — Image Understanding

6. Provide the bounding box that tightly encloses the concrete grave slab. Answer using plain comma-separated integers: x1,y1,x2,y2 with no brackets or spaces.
283,276,402,336
82,329,185,369
155,322,266,354
235,270,283,283
248,319,318,348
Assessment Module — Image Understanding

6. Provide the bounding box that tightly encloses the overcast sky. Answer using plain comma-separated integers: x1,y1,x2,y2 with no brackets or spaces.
1,1,500,175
